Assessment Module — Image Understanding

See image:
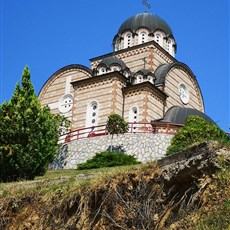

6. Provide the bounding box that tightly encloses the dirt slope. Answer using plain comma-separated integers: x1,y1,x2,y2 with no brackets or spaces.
1,142,229,230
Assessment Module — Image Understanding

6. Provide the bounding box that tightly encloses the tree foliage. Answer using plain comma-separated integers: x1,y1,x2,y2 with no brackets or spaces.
77,151,139,170
0,66,68,182
166,115,229,155
106,113,128,136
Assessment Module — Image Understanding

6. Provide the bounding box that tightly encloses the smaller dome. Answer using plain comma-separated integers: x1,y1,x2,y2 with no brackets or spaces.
133,68,156,85
157,106,213,125
95,56,130,77
99,56,127,70
136,68,155,77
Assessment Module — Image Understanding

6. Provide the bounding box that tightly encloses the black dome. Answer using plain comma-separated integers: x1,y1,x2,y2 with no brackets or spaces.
99,56,127,70
117,13,174,37
135,68,155,77
137,68,152,75
159,106,214,125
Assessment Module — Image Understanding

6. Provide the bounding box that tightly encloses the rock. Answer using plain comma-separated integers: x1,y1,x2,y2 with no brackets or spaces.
158,142,230,183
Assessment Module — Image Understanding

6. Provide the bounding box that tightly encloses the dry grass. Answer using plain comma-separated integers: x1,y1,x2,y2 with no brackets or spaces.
0,164,143,196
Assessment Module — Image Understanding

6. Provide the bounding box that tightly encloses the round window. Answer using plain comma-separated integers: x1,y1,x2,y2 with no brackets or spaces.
58,94,74,113
178,83,190,104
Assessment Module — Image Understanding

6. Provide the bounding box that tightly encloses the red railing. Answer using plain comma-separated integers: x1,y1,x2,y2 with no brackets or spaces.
59,122,183,144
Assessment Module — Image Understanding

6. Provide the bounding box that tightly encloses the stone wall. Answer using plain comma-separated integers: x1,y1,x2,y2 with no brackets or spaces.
50,133,173,169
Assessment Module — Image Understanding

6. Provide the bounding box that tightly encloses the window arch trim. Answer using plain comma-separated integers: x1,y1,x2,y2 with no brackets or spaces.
86,100,99,127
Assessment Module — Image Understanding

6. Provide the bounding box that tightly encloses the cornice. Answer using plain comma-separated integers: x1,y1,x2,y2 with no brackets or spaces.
124,81,167,101
71,71,127,89
90,40,176,64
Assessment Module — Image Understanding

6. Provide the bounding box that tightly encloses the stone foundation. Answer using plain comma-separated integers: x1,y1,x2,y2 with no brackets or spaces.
50,133,173,169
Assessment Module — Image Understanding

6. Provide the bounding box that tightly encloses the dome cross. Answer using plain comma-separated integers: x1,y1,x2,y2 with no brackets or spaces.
142,0,151,12
142,57,147,69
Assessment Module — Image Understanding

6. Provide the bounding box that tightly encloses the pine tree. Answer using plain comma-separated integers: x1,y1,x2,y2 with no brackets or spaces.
0,66,68,182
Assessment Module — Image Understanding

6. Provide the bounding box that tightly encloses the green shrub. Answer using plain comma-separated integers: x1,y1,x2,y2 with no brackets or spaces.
166,115,229,155
77,151,139,170
106,113,128,136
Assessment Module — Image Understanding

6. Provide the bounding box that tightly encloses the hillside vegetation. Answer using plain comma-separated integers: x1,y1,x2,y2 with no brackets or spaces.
0,142,229,230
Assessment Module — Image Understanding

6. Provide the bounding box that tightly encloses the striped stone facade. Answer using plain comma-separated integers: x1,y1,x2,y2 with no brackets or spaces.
38,40,204,131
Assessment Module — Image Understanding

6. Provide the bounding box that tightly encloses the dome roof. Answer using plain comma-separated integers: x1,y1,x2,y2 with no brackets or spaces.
158,106,213,125
135,69,156,79
99,56,127,70
136,68,154,76
117,13,174,37
154,63,171,84
154,62,197,85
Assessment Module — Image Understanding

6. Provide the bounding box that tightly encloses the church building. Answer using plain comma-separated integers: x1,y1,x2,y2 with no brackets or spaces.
39,12,208,130
38,12,211,168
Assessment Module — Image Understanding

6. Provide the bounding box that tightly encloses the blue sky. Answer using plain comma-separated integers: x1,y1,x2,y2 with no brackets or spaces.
1,0,229,131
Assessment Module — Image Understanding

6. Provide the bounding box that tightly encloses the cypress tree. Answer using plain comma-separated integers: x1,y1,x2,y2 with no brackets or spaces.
0,66,68,182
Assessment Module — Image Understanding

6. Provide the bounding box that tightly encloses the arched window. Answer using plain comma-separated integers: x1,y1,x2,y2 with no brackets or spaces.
138,31,147,44
147,75,154,84
111,65,121,72
123,70,130,78
167,39,175,56
129,107,139,132
155,33,163,46
86,101,99,127
114,39,120,51
124,33,132,48
98,67,106,75
131,107,138,122
167,39,171,51
167,39,172,55
136,75,143,84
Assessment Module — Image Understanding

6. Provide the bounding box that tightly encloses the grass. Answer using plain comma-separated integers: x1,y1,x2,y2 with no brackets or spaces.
0,164,145,199
37,164,144,180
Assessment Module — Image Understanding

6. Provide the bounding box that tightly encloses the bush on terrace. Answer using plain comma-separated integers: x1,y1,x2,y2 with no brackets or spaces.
77,151,139,170
166,115,229,155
